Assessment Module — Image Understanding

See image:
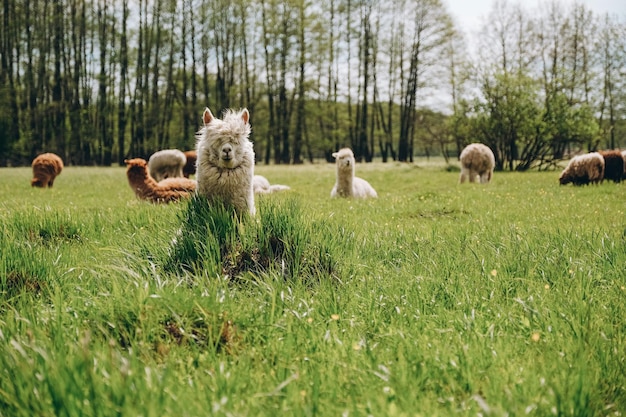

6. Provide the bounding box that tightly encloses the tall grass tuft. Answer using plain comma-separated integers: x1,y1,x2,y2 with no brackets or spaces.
255,197,339,282
8,209,84,245
165,195,339,283
164,195,238,275
0,224,56,303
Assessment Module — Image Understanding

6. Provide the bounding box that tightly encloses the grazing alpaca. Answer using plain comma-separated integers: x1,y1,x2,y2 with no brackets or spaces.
459,143,495,184
125,158,197,203
330,148,377,198
31,153,64,188
183,150,197,178
598,150,624,183
559,152,604,186
253,175,291,194
148,149,186,181
195,107,256,216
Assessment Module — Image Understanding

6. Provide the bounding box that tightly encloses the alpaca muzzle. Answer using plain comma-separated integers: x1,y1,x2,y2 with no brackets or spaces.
221,144,233,161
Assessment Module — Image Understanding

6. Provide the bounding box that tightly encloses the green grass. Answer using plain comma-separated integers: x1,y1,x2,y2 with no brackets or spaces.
0,161,625,416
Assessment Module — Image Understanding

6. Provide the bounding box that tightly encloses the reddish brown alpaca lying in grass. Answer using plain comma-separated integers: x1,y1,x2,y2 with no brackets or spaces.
125,158,197,203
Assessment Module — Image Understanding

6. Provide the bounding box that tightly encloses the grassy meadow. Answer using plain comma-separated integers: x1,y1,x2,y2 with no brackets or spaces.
0,160,625,416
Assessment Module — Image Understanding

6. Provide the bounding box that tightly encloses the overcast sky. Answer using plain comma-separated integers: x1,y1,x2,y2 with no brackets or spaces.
445,0,626,37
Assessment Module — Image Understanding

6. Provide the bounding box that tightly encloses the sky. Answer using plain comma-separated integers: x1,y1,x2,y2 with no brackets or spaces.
444,0,626,37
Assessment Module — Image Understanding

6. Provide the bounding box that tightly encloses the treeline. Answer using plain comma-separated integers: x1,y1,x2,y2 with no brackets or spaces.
0,0,624,168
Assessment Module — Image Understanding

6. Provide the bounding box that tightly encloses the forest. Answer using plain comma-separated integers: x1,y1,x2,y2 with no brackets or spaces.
0,0,624,169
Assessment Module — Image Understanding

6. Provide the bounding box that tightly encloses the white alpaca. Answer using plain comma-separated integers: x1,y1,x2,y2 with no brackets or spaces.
148,149,187,181
330,148,377,198
195,107,256,216
253,175,291,194
459,143,495,184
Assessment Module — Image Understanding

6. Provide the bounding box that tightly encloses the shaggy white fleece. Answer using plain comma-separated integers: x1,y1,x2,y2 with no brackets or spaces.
459,143,495,184
253,175,291,194
195,107,256,216
330,148,377,198
148,149,186,181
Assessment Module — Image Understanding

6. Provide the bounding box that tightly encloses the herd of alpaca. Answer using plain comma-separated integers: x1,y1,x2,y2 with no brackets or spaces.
29,108,626,208
559,150,625,186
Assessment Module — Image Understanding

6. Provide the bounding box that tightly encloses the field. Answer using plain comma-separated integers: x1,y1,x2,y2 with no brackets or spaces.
0,160,625,416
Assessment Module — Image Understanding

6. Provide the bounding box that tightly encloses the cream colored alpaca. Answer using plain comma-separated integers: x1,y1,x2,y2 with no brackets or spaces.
148,149,186,181
459,143,495,184
330,148,377,198
195,107,256,216
253,175,291,194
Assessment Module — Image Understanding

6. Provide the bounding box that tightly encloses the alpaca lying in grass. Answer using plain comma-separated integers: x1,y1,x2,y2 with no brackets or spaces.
183,150,197,178
459,143,495,184
559,152,604,186
148,149,186,181
330,148,377,198
253,175,291,194
125,158,197,203
195,107,256,216
31,153,64,188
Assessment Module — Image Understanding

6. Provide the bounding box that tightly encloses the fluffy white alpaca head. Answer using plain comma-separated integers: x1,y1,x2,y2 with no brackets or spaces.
333,148,356,175
199,107,252,170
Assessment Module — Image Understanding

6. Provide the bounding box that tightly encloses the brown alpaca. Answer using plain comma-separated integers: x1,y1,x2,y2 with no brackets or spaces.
31,153,64,188
183,150,197,178
125,158,197,203
598,150,624,183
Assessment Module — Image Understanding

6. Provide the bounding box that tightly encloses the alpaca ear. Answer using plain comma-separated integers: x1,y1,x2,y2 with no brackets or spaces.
203,108,214,126
332,152,338,159
241,108,249,124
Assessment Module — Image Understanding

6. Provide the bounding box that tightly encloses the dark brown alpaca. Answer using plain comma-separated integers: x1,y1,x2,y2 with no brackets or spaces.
31,153,64,187
598,150,624,183
125,158,197,203
183,150,197,178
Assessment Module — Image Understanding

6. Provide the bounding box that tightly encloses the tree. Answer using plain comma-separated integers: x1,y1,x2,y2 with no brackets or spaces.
442,25,471,158
117,0,129,164
292,0,309,164
596,13,626,150
96,0,113,165
397,0,453,162
0,0,20,165
354,0,374,162
474,73,545,170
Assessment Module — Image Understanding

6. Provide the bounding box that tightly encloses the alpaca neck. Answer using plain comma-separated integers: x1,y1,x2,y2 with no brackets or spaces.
336,166,354,196
129,168,160,196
